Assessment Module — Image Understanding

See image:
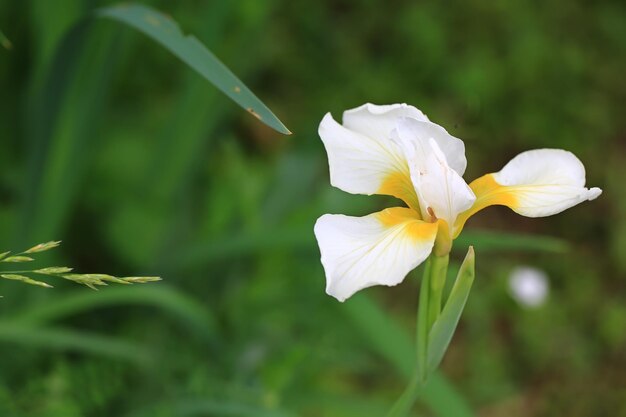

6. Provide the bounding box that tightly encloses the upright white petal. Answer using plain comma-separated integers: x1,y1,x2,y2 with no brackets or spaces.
314,208,438,302
393,117,467,176
457,149,602,227
342,103,430,142
318,112,420,210
408,138,475,231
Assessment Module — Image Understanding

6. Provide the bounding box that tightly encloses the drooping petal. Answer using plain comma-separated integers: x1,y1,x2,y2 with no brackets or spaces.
409,138,476,233
318,112,420,210
393,117,467,176
454,149,602,235
314,207,439,302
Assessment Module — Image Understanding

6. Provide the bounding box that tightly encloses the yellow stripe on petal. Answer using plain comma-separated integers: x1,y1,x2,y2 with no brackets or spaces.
378,172,422,213
377,207,438,240
454,149,602,237
470,173,518,208
453,173,518,237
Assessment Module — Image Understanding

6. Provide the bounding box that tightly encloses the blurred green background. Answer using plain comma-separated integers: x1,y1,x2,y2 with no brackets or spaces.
0,0,624,416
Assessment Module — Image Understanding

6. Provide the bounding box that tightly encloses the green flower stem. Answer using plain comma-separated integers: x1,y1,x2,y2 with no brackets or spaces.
416,258,432,383
385,372,422,417
426,254,449,331
387,253,450,417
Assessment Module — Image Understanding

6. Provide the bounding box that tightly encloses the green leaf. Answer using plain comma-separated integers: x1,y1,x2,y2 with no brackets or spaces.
20,18,118,244
343,294,475,417
457,230,569,253
427,247,475,375
0,30,11,49
11,285,217,342
0,252,10,261
0,323,151,365
96,3,290,135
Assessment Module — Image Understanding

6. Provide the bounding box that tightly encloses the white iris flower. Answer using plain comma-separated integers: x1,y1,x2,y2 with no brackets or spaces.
314,103,601,302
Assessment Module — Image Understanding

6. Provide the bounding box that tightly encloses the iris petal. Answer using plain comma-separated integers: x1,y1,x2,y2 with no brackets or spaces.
314,208,439,301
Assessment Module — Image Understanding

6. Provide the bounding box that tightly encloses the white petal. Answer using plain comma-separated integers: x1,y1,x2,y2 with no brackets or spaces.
342,103,430,142
411,139,475,229
454,149,602,235
314,208,438,302
393,117,467,176
318,112,420,210
492,149,601,217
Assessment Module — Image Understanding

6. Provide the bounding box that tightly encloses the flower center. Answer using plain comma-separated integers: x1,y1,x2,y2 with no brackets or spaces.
426,207,438,223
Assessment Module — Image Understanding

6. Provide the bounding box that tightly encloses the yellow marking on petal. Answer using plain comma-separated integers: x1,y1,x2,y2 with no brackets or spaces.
378,171,421,213
470,174,517,206
453,173,519,237
377,207,438,241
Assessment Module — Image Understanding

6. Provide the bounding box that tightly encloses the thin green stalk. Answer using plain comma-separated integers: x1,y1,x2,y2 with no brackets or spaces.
427,254,450,330
385,373,422,417
387,252,451,417
416,258,432,383
386,256,431,417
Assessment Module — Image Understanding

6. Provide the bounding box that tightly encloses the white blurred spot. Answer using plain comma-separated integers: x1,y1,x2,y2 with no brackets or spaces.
508,266,549,308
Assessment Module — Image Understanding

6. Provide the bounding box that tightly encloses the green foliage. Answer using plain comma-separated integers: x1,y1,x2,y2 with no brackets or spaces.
0,0,623,416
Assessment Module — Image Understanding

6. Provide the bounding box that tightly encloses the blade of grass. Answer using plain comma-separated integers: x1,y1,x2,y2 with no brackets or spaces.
96,3,290,134
11,285,216,342
20,23,120,244
457,230,569,253
0,323,152,366
175,226,314,270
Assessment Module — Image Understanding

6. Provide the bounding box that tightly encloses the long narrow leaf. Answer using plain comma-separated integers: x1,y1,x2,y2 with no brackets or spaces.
96,3,290,134
11,285,217,342
427,247,475,374
20,22,119,244
0,323,152,365
457,230,568,253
